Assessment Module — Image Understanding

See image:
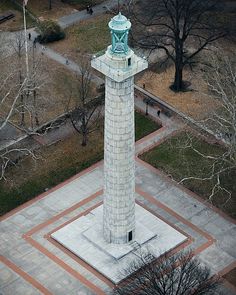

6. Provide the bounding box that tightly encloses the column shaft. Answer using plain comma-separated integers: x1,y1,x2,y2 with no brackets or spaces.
103,76,135,244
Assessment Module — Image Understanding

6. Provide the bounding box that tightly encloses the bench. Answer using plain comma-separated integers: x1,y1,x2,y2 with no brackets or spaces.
0,12,15,24
143,97,158,107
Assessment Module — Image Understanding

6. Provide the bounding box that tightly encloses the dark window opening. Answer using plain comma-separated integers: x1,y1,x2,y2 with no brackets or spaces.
128,57,131,66
128,231,132,242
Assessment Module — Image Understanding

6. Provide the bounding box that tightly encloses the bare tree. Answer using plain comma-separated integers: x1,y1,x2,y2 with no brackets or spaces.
205,53,236,151
68,57,104,146
3,31,47,131
0,63,35,180
113,250,220,295
177,52,236,205
129,0,226,92
0,33,45,180
12,31,26,126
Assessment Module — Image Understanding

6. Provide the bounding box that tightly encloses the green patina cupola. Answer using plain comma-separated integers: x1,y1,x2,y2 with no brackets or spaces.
108,12,131,55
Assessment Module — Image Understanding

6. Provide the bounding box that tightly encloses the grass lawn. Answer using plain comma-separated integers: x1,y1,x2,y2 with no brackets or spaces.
0,52,98,129
140,132,236,218
135,111,161,141
27,0,105,19
0,0,35,31
0,130,104,216
136,66,220,121
26,0,75,20
48,14,111,58
0,111,160,216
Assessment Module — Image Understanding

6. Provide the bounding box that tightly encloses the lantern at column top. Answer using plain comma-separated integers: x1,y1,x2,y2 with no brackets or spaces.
108,12,131,55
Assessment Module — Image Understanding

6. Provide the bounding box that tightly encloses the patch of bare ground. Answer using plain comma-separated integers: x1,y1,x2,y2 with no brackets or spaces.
136,66,219,121
0,10,24,31
27,0,76,21
0,52,98,129
23,0,106,21
2,129,104,190
48,14,112,60
0,1,34,31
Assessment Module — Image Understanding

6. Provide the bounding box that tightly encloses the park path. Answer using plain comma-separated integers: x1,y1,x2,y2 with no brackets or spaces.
26,0,126,84
0,0,122,151
29,0,185,150
1,0,184,153
1,4,236,295
1,115,236,295
58,0,126,28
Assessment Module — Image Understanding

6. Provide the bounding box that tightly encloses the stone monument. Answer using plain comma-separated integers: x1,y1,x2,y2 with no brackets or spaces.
51,13,187,284
92,12,148,244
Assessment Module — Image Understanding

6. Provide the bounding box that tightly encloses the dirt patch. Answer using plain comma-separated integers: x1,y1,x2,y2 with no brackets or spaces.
27,0,76,21
48,14,111,60
1,128,104,190
0,51,98,129
22,0,105,21
136,66,219,121
0,1,36,31
0,10,24,31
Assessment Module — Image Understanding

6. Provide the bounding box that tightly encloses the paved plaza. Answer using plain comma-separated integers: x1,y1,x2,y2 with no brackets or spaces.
1,124,236,294
0,2,236,293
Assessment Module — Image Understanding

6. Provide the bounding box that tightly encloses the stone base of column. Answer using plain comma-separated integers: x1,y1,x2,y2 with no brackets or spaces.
51,201,187,284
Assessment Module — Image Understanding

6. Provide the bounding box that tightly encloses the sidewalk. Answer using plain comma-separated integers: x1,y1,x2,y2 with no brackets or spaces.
58,0,126,28
1,127,236,294
1,5,235,294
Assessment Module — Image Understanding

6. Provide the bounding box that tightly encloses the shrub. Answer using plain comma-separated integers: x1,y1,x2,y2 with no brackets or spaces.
38,20,65,43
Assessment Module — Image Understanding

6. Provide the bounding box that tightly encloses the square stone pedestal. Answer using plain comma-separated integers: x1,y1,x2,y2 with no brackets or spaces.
52,203,187,284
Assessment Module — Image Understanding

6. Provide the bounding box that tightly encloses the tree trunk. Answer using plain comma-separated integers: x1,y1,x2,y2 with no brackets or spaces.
82,132,87,146
173,65,183,92
20,93,25,126
19,71,25,126
33,89,39,126
172,37,184,92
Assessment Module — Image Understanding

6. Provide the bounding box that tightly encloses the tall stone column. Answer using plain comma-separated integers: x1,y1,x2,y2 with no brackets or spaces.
91,13,148,244
51,13,187,285
103,76,135,243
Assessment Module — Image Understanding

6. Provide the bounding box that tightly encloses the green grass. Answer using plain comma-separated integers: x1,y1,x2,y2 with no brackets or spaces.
68,14,111,53
0,111,160,216
135,111,161,141
0,151,103,216
140,132,236,218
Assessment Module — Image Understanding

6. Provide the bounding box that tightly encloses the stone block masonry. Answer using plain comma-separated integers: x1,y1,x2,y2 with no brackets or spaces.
91,13,148,244
103,76,135,244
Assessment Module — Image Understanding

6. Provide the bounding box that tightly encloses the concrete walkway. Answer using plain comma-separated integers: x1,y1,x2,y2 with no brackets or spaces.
58,0,125,29
1,126,236,294
1,3,236,295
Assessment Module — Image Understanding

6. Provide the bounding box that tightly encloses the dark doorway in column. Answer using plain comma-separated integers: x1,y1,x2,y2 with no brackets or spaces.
128,231,132,241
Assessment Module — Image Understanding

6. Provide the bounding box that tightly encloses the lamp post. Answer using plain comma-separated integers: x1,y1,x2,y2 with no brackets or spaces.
145,100,149,116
